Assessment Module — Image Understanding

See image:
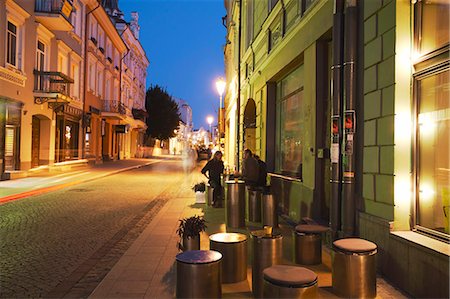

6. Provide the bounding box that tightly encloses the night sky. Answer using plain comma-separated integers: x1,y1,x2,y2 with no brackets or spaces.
119,0,227,129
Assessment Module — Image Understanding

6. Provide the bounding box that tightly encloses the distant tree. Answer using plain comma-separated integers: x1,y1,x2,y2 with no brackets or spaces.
145,85,180,143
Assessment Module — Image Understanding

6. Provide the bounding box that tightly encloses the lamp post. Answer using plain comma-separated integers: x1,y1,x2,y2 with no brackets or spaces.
206,115,214,144
215,78,226,142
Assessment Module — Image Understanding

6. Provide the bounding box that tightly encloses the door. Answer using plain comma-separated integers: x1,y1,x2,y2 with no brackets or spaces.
31,116,40,167
4,126,17,170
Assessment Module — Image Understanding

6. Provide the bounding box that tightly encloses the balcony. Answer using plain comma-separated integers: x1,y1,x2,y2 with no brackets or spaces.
33,70,74,107
101,100,126,119
35,0,73,31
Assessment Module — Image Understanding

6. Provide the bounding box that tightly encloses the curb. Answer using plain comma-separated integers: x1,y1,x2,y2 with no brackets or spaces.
0,160,161,205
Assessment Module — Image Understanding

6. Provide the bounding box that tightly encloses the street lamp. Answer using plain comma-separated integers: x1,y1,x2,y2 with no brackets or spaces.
206,115,214,144
215,78,226,144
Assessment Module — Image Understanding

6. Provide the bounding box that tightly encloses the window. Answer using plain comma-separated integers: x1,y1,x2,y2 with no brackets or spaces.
89,61,96,91
36,40,46,70
414,0,449,56
97,67,103,98
276,65,304,179
414,0,450,239
71,61,80,99
269,0,279,12
7,21,18,67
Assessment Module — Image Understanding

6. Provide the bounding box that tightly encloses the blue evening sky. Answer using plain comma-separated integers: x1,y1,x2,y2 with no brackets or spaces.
119,0,226,129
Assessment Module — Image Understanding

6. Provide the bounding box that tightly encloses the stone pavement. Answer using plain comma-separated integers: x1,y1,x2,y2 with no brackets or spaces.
89,165,408,299
0,157,175,203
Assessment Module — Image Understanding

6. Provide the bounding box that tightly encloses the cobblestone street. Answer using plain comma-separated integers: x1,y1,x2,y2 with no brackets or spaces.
0,159,190,298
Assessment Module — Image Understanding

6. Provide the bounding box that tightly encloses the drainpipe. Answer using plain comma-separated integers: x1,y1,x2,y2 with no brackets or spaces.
119,26,130,161
82,2,101,159
342,0,358,237
330,0,344,240
236,0,242,171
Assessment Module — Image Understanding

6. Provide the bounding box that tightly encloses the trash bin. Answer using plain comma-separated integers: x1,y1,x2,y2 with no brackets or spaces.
225,180,246,228
176,250,222,298
209,233,247,283
262,193,278,228
251,230,283,298
247,187,262,223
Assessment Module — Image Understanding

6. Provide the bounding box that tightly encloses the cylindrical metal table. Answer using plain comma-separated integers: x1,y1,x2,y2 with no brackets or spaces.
176,250,222,298
251,230,283,298
209,232,247,283
225,180,246,228
262,193,278,228
247,188,262,223
294,224,329,265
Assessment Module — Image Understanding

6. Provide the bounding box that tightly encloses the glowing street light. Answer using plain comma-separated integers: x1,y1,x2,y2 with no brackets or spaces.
215,78,226,144
206,115,214,143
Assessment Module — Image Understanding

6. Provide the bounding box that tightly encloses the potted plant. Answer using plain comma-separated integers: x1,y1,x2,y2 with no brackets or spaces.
176,215,207,251
192,182,206,203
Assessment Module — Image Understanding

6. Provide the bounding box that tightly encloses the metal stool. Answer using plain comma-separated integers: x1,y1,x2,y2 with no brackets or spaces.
176,250,222,298
206,184,214,206
247,187,262,222
209,233,247,283
251,230,283,298
263,265,318,298
294,224,329,265
332,238,377,298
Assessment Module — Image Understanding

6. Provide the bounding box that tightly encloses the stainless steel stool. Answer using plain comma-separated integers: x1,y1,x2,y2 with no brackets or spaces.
332,238,377,298
176,250,222,298
209,233,247,283
206,184,214,206
247,187,262,222
225,180,246,228
263,265,318,298
251,230,283,298
294,224,329,265
262,193,278,228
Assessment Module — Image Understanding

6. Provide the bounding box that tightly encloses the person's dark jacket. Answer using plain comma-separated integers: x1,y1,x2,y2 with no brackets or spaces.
201,159,224,184
242,156,259,186
257,159,268,187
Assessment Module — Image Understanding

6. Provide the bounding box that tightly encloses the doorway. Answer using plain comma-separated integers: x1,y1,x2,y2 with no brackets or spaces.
31,116,40,168
243,99,256,152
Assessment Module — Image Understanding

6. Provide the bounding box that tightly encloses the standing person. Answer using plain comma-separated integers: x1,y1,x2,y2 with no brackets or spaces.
254,155,268,189
241,149,259,188
201,151,224,207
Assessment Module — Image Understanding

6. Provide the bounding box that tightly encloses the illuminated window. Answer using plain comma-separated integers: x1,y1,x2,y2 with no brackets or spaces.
276,65,304,179
414,0,450,239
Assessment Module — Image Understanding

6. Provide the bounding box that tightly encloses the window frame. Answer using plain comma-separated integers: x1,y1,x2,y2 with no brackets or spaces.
6,20,18,68
412,0,450,241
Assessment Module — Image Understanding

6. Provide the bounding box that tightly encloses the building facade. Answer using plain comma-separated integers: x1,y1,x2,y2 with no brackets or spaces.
223,0,449,297
0,0,149,179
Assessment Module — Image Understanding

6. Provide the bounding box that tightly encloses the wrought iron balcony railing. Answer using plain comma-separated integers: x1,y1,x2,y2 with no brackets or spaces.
33,70,73,96
103,100,126,115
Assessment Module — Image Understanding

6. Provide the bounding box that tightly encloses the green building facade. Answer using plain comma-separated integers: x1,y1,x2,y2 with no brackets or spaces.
223,0,449,297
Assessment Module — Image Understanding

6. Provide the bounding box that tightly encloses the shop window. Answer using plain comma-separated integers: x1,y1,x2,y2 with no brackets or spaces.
414,0,450,239
276,65,304,179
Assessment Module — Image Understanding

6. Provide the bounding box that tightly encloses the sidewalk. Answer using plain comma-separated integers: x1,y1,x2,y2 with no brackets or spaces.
89,167,408,299
0,158,167,204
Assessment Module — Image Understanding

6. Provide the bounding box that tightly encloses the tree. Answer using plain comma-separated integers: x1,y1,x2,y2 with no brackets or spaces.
145,85,180,143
